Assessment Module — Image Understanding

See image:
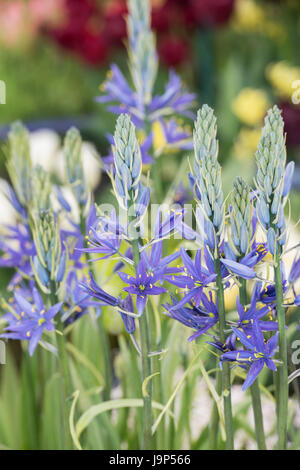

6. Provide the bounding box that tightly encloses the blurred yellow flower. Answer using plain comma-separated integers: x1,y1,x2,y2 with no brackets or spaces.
232,0,265,32
152,120,167,154
224,283,240,312
232,127,261,162
232,88,269,126
266,61,300,100
232,0,285,41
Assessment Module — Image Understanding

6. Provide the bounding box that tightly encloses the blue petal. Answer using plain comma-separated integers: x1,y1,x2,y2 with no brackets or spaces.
242,360,264,390
220,259,256,279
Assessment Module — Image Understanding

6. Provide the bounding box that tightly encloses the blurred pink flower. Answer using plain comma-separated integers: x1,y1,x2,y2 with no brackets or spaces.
0,0,64,48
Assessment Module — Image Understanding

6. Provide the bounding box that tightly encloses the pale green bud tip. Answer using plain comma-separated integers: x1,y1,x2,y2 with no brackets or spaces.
255,105,286,205
64,127,87,205
193,105,218,164
113,114,142,207
64,127,82,159
230,177,252,255
7,121,32,206
8,121,30,156
192,105,224,232
232,177,251,214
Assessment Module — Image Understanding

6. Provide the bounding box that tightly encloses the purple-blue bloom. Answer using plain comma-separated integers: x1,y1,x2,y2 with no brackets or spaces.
79,272,119,307
119,258,166,316
78,209,126,261
289,255,300,285
141,240,181,281
165,247,216,308
163,291,219,342
97,67,195,128
221,321,278,390
235,293,278,333
220,243,268,280
1,287,62,356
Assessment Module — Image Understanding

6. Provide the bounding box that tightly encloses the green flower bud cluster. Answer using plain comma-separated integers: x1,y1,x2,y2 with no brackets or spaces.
31,210,67,293
112,114,142,209
7,121,32,207
64,127,87,207
255,106,287,252
127,0,158,104
229,177,253,257
193,105,224,234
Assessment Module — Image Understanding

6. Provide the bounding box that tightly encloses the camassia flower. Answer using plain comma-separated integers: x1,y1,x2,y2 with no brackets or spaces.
0,222,35,285
165,247,216,307
79,273,119,307
97,66,195,129
79,209,126,261
79,273,136,334
1,287,62,356
163,291,219,342
220,243,268,280
119,258,166,315
221,321,278,390
235,290,278,333
140,240,181,279
61,273,102,325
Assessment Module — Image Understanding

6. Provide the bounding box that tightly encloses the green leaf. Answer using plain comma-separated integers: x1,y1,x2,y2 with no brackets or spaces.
74,399,173,448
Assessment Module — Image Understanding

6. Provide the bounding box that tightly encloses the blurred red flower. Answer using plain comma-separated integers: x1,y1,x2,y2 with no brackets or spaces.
103,0,127,46
159,35,189,67
280,101,300,147
46,0,235,67
184,0,235,28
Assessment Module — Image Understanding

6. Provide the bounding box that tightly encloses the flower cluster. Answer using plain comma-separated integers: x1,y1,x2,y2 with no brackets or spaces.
97,0,196,170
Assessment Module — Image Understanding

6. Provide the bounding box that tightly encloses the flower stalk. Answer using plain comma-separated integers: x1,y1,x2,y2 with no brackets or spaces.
239,279,266,450
274,247,288,449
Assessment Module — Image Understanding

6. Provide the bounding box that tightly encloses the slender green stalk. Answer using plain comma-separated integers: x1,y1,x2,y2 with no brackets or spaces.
131,238,153,449
239,279,266,450
138,309,153,449
148,300,165,449
151,156,163,203
274,246,288,449
50,282,73,449
214,257,234,450
209,366,222,449
80,212,112,400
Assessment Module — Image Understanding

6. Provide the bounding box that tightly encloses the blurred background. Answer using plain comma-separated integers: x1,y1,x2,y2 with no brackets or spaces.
1,1,300,194
0,0,299,450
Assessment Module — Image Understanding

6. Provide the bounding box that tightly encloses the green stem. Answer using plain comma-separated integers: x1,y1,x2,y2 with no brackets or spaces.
214,257,234,450
274,246,288,449
151,156,163,203
80,210,112,400
209,365,222,449
50,282,73,449
131,238,153,449
239,279,266,450
139,309,153,449
148,300,165,449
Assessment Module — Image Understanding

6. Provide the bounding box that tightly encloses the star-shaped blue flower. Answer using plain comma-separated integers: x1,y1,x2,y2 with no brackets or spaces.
1,287,62,356
221,321,278,390
119,258,166,316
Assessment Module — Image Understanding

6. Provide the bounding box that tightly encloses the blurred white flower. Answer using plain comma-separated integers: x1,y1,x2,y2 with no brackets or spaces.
51,185,79,231
81,142,102,191
29,129,60,173
0,178,18,229
56,141,101,191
